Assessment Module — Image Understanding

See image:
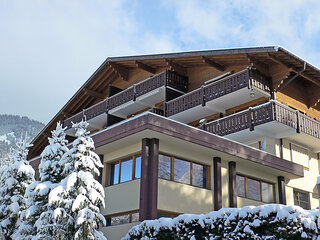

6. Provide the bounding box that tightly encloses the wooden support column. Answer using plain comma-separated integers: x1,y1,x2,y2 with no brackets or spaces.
278,176,286,205
139,138,159,221
228,161,237,208
213,157,222,210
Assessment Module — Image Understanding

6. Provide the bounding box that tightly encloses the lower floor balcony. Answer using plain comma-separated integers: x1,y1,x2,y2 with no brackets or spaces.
205,100,320,152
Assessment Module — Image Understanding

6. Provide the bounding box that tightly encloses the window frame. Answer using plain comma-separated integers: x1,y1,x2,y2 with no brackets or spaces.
293,189,311,210
159,153,211,189
236,174,275,203
105,211,140,227
107,153,141,186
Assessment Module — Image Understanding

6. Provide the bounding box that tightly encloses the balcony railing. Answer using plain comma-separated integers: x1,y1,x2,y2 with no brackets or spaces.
63,70,188,129
205,101,320,139
165,67,271,117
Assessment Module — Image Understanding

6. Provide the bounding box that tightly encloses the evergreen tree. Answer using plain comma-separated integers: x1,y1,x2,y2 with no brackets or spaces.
0,137,35,240
49,121,107,240
13,123,68,240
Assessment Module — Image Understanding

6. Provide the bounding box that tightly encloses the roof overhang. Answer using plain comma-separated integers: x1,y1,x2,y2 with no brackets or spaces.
28,46,320,159
91,112,304,178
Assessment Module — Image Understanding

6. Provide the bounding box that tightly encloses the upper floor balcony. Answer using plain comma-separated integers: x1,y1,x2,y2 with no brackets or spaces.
204,100,320,152
165,67,271,123
63,70,188,132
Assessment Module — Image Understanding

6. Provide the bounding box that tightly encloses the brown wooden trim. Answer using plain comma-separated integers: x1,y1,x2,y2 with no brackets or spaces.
139,138,159,221
278,176,286,204
228,161,237,208
139,138,149,221
213,157,222,210
135,61,157,74
91,113,304,177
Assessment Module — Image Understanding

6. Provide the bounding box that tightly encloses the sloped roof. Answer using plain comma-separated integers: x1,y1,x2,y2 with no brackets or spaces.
28,46,320,159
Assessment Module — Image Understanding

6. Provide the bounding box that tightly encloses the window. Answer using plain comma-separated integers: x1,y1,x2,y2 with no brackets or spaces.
109,154,141,186
174,158,190,184
157,211,179,219
106,212,139,227
158,154,171,180
236,175,274,203
293,189,310,210
158,154,209,188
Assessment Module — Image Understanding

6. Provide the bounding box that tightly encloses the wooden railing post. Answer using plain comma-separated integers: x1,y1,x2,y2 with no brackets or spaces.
201,85,206,107
133,84,137,101
296,110,300,133
249,107,254,131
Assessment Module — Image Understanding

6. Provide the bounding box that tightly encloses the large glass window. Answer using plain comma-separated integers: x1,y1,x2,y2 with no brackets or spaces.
109,154,141,186
158,154,171,180
106,212,139,227
236,175,245,198
236,175,274,203
174,158,190,184
247,178,261,201
293,189,310,210
120,158,133,183
158,154,209,189
192,163,208,188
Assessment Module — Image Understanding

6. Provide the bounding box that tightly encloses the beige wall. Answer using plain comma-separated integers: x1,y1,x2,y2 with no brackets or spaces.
102,180,140,216
158,179,213,214
245,136,320,209
101,222,139,240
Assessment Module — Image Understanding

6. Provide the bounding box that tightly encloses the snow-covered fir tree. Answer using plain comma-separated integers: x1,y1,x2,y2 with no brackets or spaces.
0,137,35,240
49,121,107,240
13,123,69,240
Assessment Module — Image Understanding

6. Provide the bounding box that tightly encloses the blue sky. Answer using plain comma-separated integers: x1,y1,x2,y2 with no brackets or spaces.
1,0,320,123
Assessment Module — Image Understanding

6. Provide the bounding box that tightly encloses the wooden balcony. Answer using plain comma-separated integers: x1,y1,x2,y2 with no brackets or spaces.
205,101,320,152
63,70,187,130
165,67,271,123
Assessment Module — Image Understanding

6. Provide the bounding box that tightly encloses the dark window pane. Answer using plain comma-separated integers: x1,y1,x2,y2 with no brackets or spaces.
174,158,190,184
247,178,261,201
157,213,171,219
131,212,139,222
111,214,130,226
120,158,133,183
236,175,245,197
135,156,141,179
294,190,310,210
158,154,171,180
192,163,208,188
110,162,119,185
262,182,274,203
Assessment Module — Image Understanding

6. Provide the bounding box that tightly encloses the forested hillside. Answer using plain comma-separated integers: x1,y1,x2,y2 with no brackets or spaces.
0,114,44,160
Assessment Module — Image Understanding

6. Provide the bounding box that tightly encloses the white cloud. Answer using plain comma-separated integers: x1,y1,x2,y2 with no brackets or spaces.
0,0,180,123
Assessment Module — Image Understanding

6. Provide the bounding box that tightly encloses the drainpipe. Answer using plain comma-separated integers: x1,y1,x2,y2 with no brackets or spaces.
318,176,320,208
276,62,307,93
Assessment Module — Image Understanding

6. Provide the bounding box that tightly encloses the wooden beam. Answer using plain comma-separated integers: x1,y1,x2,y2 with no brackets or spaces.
83,88,105,100
292,70,320,88
246,54,269,75
213,157,222,210
201,56,225,71
61,111,73,119
165,59,187,75
108,62,129,81
135,61,156,74
306,84,320,108
268,53,320,88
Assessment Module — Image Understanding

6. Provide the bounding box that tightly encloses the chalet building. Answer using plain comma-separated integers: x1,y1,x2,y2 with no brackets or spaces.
28,46,320,239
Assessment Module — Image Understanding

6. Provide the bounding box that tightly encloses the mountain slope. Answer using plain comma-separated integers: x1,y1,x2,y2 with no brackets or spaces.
0,114,44,159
